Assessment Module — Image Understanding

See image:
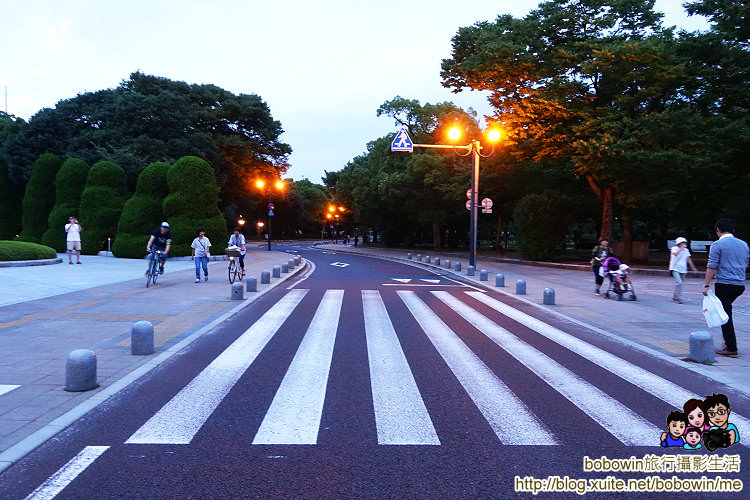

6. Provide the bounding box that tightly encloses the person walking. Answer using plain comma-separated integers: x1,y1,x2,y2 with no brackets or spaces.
590,239,611,295
669,237,698,304
702,218,749,357
228,227,247,276
65,216,83,264
191,229,211,283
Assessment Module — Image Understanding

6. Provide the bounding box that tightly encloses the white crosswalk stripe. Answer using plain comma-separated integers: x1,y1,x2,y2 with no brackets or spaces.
362,290,440,445
126,289,308,445
123,288,735,448
253,290,344,445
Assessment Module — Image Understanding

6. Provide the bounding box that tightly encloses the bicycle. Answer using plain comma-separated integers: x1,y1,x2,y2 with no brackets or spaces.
226,246,243,284
146,249,163,288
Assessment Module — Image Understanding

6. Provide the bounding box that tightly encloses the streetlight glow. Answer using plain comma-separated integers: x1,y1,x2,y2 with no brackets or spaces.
256,221,264,228
338,206,345,212
448,127,461,141
238,215,246,226
255,180,265,189
326,213,333,219
487,129,502,142
275,181,284,190
328,205,335,212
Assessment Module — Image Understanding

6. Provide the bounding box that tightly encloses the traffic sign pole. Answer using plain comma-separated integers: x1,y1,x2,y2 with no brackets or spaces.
469,140,480,268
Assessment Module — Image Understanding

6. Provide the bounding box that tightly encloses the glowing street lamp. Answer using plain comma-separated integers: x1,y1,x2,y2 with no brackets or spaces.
256,179,285,250
237,215,246,227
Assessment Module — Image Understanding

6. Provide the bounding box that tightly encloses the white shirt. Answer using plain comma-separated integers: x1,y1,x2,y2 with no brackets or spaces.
669,246,691,273
65,223,81,242
228,234,246,255
191,237,211,258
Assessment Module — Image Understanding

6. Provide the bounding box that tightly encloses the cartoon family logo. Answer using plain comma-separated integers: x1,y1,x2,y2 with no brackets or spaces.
660,393,740,452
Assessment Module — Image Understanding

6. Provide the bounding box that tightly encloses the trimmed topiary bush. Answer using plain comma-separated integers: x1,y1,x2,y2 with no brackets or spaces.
163,156,226,256
19,153,62,243
0,161,22,240
79,161,129,254
513,191,574,261
113,162,170,258
41,158,90,252
0,240,57,261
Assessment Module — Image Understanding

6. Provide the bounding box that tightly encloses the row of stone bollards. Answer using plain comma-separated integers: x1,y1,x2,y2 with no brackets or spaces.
66,254,304,392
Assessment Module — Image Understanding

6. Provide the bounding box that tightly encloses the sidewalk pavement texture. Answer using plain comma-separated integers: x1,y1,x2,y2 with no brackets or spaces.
319,243,750,392
0,248,307,471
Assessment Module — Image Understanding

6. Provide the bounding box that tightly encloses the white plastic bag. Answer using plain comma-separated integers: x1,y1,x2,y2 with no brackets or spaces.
703,290,729,328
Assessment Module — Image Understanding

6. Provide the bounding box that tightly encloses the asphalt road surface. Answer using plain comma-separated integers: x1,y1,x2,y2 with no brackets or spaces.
2,245,749,499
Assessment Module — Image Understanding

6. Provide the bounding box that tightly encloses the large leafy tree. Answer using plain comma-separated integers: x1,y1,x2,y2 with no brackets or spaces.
19,153,63,243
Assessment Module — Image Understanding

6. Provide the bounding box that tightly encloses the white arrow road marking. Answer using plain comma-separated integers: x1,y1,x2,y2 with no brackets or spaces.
392,278,411,283
420,279,441,284
363,290,440,445
330,262,349,267
0,384,20,397
25,446,110,500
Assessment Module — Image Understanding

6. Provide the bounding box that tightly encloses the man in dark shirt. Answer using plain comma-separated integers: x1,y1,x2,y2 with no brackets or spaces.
146,222,172,275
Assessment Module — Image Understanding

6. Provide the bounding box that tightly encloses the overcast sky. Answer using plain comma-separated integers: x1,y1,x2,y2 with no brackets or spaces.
2,0,709,183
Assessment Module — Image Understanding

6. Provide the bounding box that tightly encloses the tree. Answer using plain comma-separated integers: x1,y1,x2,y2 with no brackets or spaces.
79,161,128,254
163,156,226,256
113,162,170,258
0,161,21,239
19,153,62,243
41,158,89,251
513,191,573,260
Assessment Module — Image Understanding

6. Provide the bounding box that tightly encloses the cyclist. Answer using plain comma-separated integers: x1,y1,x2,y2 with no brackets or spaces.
146,222,172,275
228,227,247,276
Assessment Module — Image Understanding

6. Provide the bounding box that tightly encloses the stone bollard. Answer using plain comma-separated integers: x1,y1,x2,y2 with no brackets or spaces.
689,331,716,363
445,259,451,269
417,254,422,262
480,270,488,281
281,263,289,273
407,252,412,260
453,262,461,272
272,265,281,278
467,265,475,276
65,349,98,392
425,256,431,264
131,321,154,355
516,279,527,295
495,274,505,287
246,276,257,292
288,259,295,270
434,257,440,266
261,270,271,284
543,288,555,305
231,282,244,300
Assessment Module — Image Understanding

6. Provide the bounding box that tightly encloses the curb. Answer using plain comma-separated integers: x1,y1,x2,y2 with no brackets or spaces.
0,254,309,474
0,257,62,268
323,246,748,394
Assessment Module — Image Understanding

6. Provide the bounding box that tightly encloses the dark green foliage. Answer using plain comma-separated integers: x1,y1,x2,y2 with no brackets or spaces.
513,191,573,261
0,240,57,261
41,159,89,252
163,156,226,256
79,161,128,254
19,153,62,243
113,162,170,258
0,161,21,239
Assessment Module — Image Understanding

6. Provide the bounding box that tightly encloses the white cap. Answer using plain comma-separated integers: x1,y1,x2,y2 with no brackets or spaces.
619,264,629,270
675,236,687,245
160,222,170,228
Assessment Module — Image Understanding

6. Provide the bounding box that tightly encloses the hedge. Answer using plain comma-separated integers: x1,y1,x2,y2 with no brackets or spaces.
113,162,170,258
163,156,226,256
513,191,574,261
79,161,129,254
0,240,57,261
19,153,62,243
0,161,22,240
41,158,90,252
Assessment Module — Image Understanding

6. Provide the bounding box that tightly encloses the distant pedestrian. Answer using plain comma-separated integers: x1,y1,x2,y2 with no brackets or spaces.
669,237,697,304
354,235,359,247
191,229,211,283
702,218,749,357
590,239,611,295
65,216,83,264
228,227,246,276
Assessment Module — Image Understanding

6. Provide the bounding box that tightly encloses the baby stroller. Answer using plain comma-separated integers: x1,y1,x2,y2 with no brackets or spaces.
601,257,637,301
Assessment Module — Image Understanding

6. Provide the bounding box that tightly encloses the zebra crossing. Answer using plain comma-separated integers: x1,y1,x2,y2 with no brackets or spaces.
124,288,750,448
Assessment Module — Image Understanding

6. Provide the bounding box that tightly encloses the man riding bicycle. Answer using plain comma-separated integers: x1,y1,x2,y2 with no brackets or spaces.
146,222,172,275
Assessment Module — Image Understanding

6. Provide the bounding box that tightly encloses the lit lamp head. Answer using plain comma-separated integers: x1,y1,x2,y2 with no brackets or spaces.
256,221,264,228
255,180,265,189
328,205,335,213
487,129,502,142
338,206,345,212
326,214,333,220
448,127,461,141
275,181,284,190
238,215,246,226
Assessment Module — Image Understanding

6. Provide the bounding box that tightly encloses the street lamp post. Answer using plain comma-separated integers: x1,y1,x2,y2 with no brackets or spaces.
255,180,284,251
391,126,500,268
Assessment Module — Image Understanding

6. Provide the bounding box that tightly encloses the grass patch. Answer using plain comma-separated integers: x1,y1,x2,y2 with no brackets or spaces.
0,240,58,261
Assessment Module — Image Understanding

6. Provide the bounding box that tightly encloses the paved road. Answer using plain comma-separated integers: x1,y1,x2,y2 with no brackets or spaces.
2,245,749,498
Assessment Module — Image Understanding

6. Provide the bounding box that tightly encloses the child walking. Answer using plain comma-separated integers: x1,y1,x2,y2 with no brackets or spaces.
191,229,211,283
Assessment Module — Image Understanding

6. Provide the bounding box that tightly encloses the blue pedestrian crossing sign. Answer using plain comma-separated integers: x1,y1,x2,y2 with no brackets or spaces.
390,127,413,153
268,210,274,216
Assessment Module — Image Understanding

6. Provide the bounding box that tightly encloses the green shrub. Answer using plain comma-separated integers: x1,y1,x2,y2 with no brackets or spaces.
513,191,573,261
41,158,90,252
163,156,226,256
0,240,57,261
113,162,170,258
79,161,129,254
0,161,22,240
19,153,62,243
